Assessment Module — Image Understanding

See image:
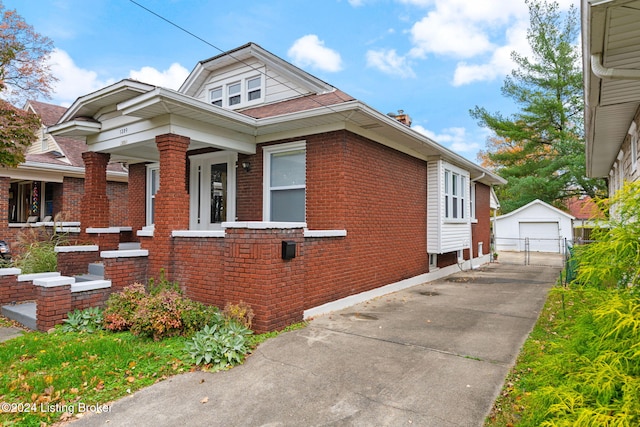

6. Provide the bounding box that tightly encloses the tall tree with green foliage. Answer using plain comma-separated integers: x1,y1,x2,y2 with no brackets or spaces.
0,0,56,167
470,0,606,214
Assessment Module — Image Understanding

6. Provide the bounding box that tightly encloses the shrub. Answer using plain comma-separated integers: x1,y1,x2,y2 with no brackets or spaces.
574,181,640,289
223,301,254,329
184,320,253,367
103,283,147,331
103,281,225,340
61,307,104,333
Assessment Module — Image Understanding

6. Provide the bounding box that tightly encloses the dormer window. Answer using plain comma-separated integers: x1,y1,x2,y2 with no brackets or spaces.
247,76,261,101
210,87,222,106
208,74,264,109
228,82,241,106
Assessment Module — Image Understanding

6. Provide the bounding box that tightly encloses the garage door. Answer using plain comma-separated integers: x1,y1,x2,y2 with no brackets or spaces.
519,222,560,252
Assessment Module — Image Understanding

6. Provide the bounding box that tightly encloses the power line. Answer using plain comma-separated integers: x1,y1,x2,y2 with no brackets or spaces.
128,0,352,120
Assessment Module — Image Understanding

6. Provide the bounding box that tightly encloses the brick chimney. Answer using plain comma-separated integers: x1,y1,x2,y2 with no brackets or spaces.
388,110,412,127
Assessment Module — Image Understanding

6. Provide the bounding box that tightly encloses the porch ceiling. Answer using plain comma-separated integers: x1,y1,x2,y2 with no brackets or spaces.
584,0,640,177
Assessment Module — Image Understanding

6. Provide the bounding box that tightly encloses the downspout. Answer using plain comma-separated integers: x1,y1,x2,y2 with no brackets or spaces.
591,53,640,80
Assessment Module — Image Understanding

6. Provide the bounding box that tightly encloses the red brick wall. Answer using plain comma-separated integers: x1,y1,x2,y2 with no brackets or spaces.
103,256,149,292
71,288,111,311
50,182,64,219
471,183,491,257
36,284,72,331
303,131,428,308
0,275,36,304
62,177,83,221
0,177,8,241
172,237,226,307
107,181,128,226
223,227,305,332
81,152,111,230
149,134,190,279
57,250,101,276
127,163,147,238
236,153,263,221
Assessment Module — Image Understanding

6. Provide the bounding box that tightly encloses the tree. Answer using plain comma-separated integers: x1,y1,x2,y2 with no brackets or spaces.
0,1,56,166
470,0,606,214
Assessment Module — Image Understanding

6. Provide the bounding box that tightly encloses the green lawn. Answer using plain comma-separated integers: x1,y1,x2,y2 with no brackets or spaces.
0,320,305,426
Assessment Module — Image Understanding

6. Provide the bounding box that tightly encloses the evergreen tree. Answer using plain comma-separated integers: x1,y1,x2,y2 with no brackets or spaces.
471,0,606,213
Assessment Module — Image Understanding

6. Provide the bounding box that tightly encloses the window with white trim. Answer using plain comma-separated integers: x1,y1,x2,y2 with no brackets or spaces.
146,164,160,226
208,74,263,109
444,168,466,220
263,141,306,222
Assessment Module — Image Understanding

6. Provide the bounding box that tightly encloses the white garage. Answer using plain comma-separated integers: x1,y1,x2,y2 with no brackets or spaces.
493,199,575,253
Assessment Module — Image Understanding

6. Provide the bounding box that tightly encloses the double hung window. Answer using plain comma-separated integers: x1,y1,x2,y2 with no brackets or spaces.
263,142,306,222
444,168,466,220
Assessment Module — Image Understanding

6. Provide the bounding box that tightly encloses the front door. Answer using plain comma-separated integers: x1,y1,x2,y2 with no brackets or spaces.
189,152,237,230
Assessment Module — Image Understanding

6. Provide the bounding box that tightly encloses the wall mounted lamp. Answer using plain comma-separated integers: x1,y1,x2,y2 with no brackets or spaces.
241,161,252,172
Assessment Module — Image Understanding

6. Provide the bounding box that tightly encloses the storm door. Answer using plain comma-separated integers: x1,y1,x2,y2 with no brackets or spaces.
189,152,236,230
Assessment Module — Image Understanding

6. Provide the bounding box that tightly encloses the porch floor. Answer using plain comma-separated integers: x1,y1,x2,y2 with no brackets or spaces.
1,302,36,330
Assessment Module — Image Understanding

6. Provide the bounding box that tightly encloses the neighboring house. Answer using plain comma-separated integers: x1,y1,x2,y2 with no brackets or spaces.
493,199,574,253
0,100,129,247
565,195,605,242
49,43,505,332
583,0,640,200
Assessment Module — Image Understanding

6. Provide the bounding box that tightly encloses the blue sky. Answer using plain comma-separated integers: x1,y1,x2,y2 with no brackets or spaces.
5,0,578,162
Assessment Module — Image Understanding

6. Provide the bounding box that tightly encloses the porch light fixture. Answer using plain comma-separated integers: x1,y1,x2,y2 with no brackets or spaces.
242,161,251,172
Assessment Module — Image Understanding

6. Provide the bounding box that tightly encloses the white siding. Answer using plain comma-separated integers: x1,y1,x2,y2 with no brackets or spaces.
426,159,472,254
193,58,311,107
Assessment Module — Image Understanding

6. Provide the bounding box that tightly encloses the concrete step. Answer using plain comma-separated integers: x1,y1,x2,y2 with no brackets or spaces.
88,262,104,277
74,273,104,282
118,242,141,250
1,302,36,330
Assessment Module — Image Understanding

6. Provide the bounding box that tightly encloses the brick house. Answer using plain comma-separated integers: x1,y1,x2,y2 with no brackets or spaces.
48,43,504,332
0,100,128,249
583,0,640,198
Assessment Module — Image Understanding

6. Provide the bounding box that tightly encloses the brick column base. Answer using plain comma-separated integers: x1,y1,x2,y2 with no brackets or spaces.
36,285,72,331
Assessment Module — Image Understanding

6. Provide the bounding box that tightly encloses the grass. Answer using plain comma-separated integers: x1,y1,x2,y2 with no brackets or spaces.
0,319,307,426
485,286,639,426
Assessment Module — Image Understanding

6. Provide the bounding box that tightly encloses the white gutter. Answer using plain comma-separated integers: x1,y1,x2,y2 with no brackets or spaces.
591,53,640,80
15,161,128,180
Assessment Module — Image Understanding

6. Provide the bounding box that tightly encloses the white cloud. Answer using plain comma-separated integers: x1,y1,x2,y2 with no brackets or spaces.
366,49,416,78
452,16,530,86
129,63,189,90
48,49,116,106
413,125,481,153
288,35,343,72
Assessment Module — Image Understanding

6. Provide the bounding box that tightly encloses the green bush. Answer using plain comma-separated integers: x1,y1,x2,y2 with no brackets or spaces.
520,289,640,426
103,283,147,331
103,282,224,340
184,320,253,367
13,215,72,274
61,307,104,333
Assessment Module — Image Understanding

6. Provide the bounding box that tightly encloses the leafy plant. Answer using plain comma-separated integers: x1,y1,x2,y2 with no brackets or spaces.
223,300,254,329
103,283,147,332
574,181,640,289
184,320,253,367
13,212,72,274
61,307,104,333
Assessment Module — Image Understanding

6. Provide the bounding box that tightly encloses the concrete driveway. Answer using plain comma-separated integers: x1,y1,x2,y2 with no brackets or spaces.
72,261,560,427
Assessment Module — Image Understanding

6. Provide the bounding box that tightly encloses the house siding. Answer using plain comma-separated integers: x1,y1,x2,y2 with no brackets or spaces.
610,106,640,197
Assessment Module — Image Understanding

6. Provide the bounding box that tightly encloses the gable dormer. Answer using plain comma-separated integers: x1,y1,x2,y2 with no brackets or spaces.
179,43,336,111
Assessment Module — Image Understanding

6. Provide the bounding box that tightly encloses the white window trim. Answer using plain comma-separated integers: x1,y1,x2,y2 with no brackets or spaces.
263,141,306,222
146,163,159,226
443,163,469,223
188,151,237,230
470,182,477,222
207,72,265,109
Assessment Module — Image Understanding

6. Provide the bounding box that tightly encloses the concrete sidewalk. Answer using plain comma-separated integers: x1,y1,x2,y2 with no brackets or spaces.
72,262,560,427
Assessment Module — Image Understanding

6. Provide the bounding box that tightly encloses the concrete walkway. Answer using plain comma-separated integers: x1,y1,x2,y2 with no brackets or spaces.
72,261,560,427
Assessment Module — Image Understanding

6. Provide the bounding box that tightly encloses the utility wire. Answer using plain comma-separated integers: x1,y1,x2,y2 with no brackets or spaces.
128,0,353,120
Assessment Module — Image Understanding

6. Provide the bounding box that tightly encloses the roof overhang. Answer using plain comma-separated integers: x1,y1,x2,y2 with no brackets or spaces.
49,81,504,186
583,0,640,177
